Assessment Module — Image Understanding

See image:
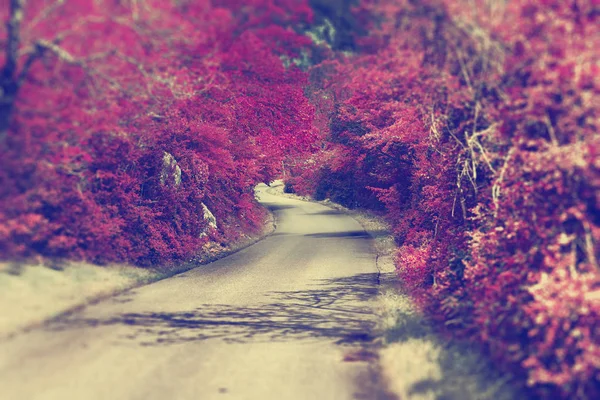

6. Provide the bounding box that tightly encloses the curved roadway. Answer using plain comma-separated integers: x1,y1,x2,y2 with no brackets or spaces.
0,184,383,399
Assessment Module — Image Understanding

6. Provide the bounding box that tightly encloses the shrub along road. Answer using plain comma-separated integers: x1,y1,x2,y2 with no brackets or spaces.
0,184,387,400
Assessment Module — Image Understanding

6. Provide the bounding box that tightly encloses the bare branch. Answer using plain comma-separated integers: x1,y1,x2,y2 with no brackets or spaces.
492,147,514,219
27,0,66,30
36,39,78,64
16,43,46,86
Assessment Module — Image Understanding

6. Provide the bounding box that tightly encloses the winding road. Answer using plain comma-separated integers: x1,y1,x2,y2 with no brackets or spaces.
0,184,385,400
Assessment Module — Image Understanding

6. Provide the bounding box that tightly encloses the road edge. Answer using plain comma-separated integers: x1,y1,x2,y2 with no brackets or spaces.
0,204,277,342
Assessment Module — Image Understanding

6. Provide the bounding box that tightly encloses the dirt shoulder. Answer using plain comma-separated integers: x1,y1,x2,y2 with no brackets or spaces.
0,208,275,340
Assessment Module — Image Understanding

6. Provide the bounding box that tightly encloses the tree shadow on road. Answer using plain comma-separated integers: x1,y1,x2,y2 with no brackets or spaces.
304,230,371,239
261,203,296,212
47,273,380,347
268,229,389,239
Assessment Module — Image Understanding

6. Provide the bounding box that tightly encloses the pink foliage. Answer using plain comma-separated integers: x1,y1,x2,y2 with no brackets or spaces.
1,0,598,397
290,0,600,397
0,0,317,265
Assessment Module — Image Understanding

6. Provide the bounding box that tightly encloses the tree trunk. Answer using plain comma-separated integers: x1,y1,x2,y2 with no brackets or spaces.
0,79,17,136
0,0,25,138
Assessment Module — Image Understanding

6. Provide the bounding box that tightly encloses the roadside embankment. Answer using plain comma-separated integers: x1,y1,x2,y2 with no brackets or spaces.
0,189,275,340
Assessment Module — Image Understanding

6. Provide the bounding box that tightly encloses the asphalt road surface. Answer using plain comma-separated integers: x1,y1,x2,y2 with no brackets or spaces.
0,184,384,400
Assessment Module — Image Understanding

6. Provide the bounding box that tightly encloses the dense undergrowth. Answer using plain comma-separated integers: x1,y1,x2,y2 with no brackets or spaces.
1,0,598,398
0,0,316,265
288,0,599,398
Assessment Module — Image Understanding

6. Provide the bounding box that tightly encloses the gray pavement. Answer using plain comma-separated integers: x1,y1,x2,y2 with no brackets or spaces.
0,184,383,400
